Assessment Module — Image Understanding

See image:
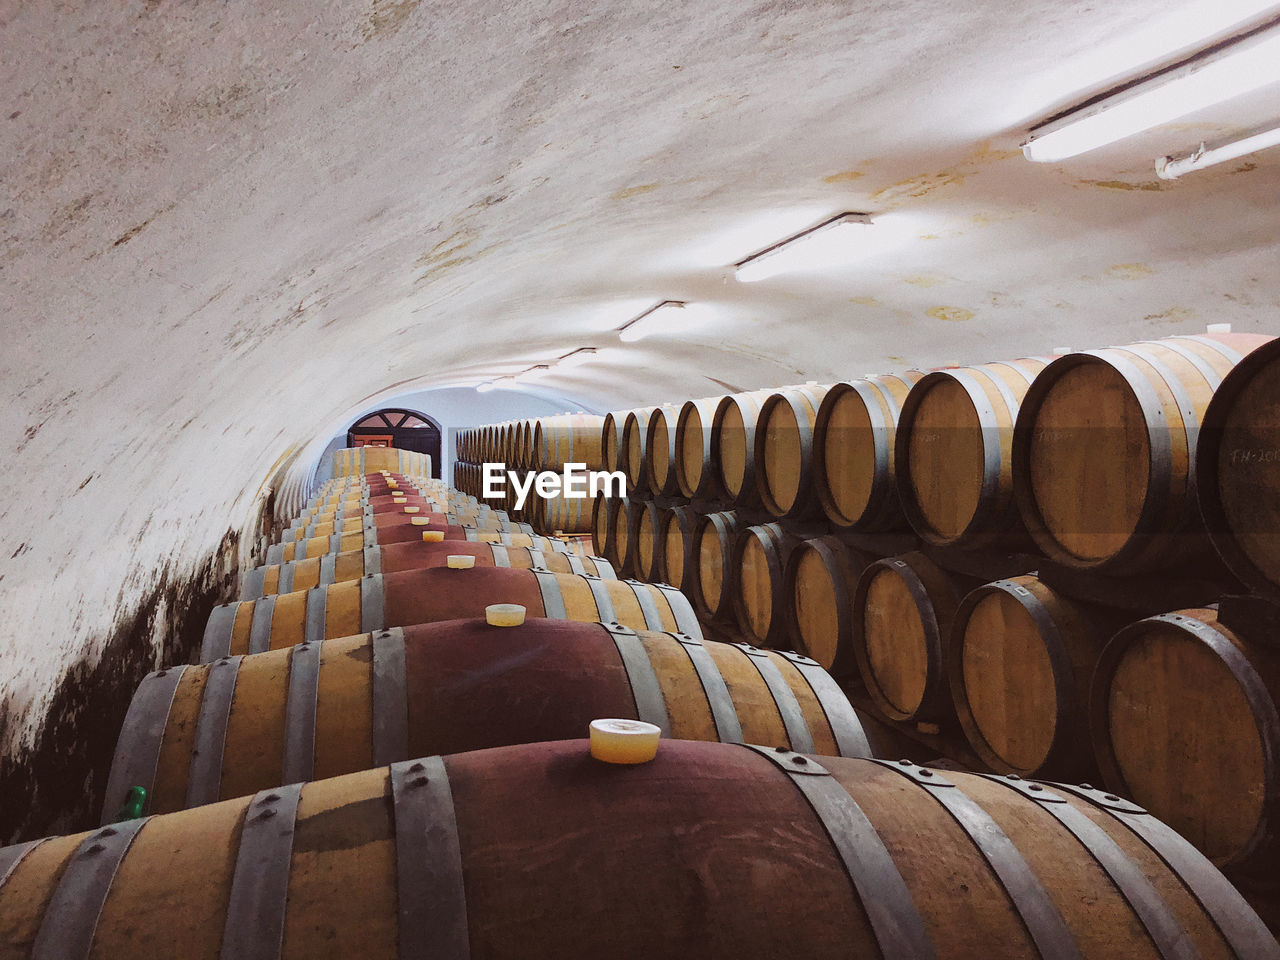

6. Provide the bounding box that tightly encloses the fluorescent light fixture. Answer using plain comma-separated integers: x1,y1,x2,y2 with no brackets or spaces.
476,382,496,393
1024,16,1280,162
556,347,598,368
1156,121,1280,178
517,364,551,381
734,213,875,283
618,301,688,342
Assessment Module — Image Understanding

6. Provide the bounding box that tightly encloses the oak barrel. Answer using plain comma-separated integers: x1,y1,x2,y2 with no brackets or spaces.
755,383,832,519
1091,606,1280,872
1014,332,1272,571
784,535,877,673
107,618,870,817
674,396,724,499
645,405,684,497
534,414,606,470
813,372,923,529
243,540,612,599
948,575,1102,778
852,551,968,721
660,504,700,593
1197,336,1280,598
713,389,774,507
622,407,661,497
200,566,703,660
6,739,1272,960
731,522,816,647
692,510,743,624
897,358,1046,548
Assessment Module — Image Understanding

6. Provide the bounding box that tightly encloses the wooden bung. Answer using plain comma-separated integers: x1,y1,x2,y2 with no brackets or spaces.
10,740,1269,960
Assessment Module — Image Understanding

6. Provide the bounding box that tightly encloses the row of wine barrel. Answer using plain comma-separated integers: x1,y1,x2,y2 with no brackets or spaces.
8,738,1275,960
4,461,1275,956
455,413,606,470
592,482,1280,877
569,331,1277,580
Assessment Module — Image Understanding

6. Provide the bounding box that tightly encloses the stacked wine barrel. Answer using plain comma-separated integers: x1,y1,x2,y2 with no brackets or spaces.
7,327,1280,954
544,330,1280,913
453,414,607,538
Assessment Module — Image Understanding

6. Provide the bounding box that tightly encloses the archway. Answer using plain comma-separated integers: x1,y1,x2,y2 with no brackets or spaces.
346,407,442,478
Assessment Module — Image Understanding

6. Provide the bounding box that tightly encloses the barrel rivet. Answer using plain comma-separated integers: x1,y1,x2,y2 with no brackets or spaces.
95,828,118,839
1104,794,1120,802
408,762,425,773
774,745,789,753
919,769,934,777
156,670,167,678
1080,783,1094,790
792,756,808,766
898,759,913,766
258,808,277,820
1028,784,1044,792
1007,774,1022,781
84,843,105,856
218,658,229,665
261,793,281,804
410,775,430,788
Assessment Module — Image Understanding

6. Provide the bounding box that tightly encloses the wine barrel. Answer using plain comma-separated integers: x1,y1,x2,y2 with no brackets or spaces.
731,523,814,647
331,445,432,477
622,407,661,497
897,358,1047,548
8,740,1272,960
1014,332,1272,572
610,497,641,577
674,396,724,499
949,575,1103,778
1197,336,1280,598
534,414,606,470
265,527,558,565
592,495,616,563
630,498,667,583
540,491,596,536
852,551,968,722
601,408,635,474
106,618,871,817
280,513,531,548
813,373,923,529
784,535,877,674
644,406,684,497
201,567,703,661
713,389,774,507
1092,606,1280,872
755,384,832,519
243,541,613,599
691,510,743,623
660,504,700,593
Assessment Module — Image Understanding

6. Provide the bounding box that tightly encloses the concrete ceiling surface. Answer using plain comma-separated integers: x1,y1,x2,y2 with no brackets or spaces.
3,0,1280,755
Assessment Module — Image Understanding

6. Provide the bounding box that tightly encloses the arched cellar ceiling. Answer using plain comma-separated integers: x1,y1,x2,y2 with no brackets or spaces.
3,0,1280,760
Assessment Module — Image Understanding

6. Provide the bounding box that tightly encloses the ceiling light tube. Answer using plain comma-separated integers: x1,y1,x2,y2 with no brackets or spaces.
1024,15,1280,162
1156,121,1280,178
618,301,687,342
734,212,874,282
556,347,598,368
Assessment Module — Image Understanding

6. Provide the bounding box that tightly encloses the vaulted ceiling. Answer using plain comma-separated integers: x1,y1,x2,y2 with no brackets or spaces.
3,0,1279,758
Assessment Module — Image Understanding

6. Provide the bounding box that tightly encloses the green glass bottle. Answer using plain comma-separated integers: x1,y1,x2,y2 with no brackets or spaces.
111,785,147,822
